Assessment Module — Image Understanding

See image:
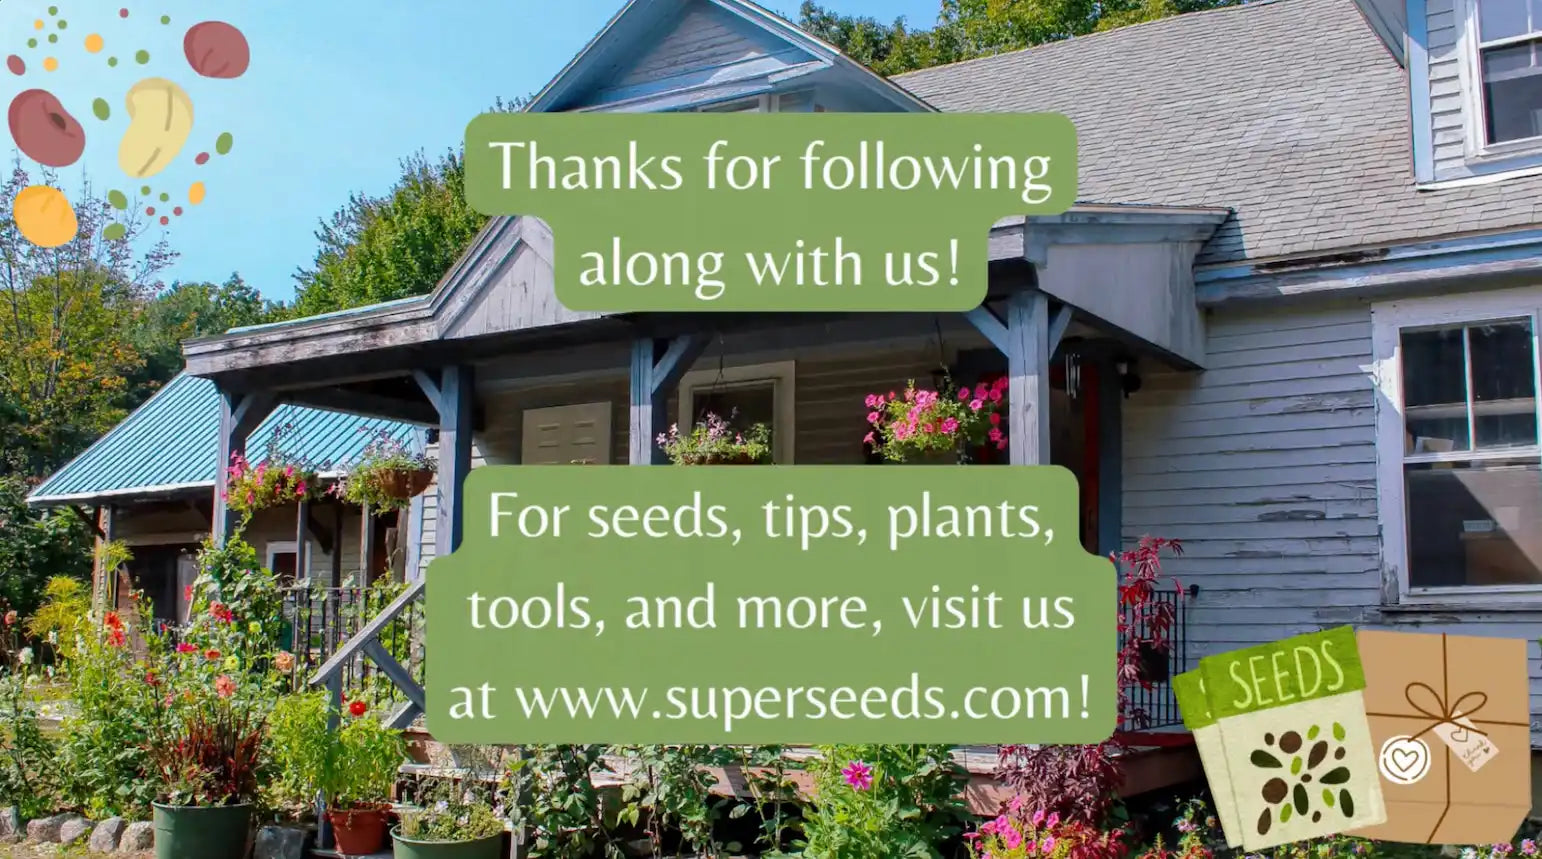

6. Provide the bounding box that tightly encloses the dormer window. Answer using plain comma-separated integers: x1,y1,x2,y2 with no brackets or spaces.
1472,0,1542,145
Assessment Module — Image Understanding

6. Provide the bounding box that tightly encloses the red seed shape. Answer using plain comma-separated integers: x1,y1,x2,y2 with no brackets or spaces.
8,89,84,167
183,21,249,79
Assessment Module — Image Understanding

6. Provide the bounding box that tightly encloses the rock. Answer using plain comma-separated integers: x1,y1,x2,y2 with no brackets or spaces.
253,825,309,859
58,815,92,845
26,813,68,842
120,820,155,851
0,807,19,843
90,817,127,852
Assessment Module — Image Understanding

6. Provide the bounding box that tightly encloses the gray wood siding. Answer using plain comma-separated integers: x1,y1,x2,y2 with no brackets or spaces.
1126,303,1542,742
1427,0,1470,176
618,3,779,88
112,503,369,584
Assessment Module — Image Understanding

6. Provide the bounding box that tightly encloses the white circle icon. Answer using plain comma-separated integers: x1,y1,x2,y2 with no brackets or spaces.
1378,735,1431,785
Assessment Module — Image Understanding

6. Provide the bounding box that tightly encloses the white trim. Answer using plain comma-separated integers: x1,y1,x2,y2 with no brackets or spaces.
264,540,313,577
1458,0,1542,155
1372,285,1542,608
677,360,796,464
119,531,208,547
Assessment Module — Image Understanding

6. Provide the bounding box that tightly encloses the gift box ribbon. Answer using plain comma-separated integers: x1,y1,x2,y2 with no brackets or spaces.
1364,634,1528,842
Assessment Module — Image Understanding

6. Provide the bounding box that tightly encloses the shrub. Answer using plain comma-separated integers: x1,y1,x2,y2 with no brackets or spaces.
800,744,968,859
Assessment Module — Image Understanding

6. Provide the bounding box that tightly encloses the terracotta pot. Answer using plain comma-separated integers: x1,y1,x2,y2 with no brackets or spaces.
373,467,435,500
328,804,390,855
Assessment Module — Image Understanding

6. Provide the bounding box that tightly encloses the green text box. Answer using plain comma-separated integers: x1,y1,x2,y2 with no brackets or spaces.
464,112,1077,313
426,465,1114,745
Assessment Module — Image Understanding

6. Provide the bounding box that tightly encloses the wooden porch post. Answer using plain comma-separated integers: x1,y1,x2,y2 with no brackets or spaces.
415,366,475,556
1097,357,1124,557
294,496,309,582
214,389,274,545
360,503,378,583
1006,291,1052,465
629,335,708,465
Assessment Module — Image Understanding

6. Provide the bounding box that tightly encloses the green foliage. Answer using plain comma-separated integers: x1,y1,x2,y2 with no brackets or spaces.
397,774,506,843
0,477,92,620
732,744,803,856
509,745,620,859
0,617,60,819
799,744,968,859
656,412,773,465
292,96,529,316
337,430,436,511
23,575,92,661
610,744,735,857
796,0,1244,76
127,274,291,405
265,690,406,812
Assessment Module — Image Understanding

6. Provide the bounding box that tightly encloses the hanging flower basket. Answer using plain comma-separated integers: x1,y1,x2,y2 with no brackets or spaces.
657,411,772,465
336,430,437,510
862,377,1008,463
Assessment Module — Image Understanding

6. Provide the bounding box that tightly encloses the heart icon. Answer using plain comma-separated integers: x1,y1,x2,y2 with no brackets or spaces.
1379,736,1431,785
1450,727,1470,743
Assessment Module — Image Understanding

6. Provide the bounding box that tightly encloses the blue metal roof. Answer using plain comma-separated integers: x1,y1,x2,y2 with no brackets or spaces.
28,373,419,505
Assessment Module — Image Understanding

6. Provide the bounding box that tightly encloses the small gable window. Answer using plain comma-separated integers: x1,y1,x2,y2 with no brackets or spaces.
1473,0,1542,144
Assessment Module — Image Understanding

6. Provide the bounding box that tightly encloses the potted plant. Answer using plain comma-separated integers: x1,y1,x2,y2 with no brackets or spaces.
862,377,1008,462
656,411,772,465
148,694,267,859
391,778,506,859
337,430,436,508
266,690,407,854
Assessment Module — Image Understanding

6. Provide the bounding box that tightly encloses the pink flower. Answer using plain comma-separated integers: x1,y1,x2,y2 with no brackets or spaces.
970,398,985,411
940,417,959,434
175,642,197,654
841,760,873,791
988,428,1003,443
1008,795,1025,813
1032,809,1045,827
958,387,971,401
989,387,1004,403
1003,827,1023,850
215,675,236,698
997,439,1008,451
284,465,294,477
862,432,875,445
295,481,308,496
866,411,881,425
1045,812,1060,828
989,412,1001,426
923,423,935,434
1040,835,1057,854
864,394,880,408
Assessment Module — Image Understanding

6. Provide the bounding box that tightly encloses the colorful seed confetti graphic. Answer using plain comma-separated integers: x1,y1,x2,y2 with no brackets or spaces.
3,6,250,245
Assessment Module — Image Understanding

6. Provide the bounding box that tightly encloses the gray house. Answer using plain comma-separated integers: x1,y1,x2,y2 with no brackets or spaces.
176,0,1542,800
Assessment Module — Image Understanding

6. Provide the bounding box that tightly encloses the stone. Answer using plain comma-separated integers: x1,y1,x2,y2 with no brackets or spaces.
58,815,92,845
25,813,68,842
253,825,309,859
0,807,19,843
90,817,127,852
120,820,155,851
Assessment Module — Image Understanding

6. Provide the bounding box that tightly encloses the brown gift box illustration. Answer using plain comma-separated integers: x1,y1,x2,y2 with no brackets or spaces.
1350,630,1531,845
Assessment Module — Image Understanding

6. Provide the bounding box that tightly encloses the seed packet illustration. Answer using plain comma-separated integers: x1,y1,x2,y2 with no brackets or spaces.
1174,670,1242,847
1349,630,1531,845
1198,626,1387,850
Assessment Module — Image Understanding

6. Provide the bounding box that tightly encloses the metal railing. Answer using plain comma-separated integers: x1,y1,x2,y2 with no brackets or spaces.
1117,585,1193,732
280,584,425,713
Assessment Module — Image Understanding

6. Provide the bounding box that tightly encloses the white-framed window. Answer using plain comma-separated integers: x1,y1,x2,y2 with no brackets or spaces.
265,540,312,583
1373,287,1542,605
1463,0,1542,149
677,360,796,463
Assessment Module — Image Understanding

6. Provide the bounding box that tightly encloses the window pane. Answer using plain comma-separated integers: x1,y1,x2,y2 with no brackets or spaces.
1470,320,1538,448
1480,0,1532,41
694,382,776,439
1401,327,1470,450
1406,457,1542,588
1483,43,1542,143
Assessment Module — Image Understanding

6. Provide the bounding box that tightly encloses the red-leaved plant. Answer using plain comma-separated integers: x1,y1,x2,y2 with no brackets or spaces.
150,704,266,807
995,537,1184,831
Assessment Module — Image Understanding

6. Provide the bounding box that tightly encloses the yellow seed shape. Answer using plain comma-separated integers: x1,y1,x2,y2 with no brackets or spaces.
188,181,206,205
13,185,77,247
84,34,103,53
118,77,194,179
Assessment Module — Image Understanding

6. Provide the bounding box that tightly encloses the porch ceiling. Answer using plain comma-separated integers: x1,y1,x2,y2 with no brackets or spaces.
182,202,1228,387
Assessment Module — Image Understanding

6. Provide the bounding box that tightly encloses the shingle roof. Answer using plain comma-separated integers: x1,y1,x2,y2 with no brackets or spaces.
28,373,419,505
895,0,1542,265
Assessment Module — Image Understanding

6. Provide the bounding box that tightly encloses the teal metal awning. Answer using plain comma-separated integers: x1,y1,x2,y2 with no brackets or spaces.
28,373,418,507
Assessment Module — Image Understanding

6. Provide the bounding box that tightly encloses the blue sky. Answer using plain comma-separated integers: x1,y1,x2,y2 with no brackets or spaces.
3,0,938,301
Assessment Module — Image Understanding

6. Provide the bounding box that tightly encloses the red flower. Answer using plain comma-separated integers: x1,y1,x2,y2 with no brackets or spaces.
183,585,194,603
209,602,234,623
107,629,125,648
204,648,221,662
175,642,197,654
348,700,368,718
103,611,123,630
145,671,159,687
2,610,15,626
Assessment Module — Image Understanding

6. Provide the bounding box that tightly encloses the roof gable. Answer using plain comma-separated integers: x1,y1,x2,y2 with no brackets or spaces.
29,373,419,505
527,0,932,112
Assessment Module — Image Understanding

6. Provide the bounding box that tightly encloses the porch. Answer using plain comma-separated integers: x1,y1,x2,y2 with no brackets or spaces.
179,206,1226,804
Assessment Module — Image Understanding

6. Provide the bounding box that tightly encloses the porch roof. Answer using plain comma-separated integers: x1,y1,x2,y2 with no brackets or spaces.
27,373,418,508
182,202,1229,384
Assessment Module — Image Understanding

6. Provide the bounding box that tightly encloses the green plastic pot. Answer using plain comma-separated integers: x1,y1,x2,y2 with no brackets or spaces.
152,802,253,859
390,826,504,859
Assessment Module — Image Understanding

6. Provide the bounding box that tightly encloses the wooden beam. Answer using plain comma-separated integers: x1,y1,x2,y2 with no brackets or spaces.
69,505,106,538
963,305,1009,355
214,389,274,544
294,496,310,581
305,510,335,557
411,369,444,415
1049,305,1074,355
283,386,440,427
1096,357,1123,558
435,366,475,557
629,335,706,465
331,500,344,589
1006,291,1051,465
360,503,379,584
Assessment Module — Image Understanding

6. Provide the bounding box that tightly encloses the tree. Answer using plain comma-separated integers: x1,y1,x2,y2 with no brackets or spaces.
128,274,291,404
0,475,92,620
796,0,1239,76
0,161,174,478
292,95,532,316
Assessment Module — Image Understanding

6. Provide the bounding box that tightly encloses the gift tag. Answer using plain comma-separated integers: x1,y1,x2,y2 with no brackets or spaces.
1431,714,1498,772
